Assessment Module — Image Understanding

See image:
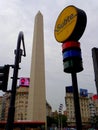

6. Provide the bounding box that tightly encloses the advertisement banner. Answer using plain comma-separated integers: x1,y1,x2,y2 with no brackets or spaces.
19,77,30,87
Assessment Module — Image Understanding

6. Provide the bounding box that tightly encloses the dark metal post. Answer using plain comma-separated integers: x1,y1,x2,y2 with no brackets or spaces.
71,72,82,130
5,31,26,130
21,125,25,130
58,115,60,130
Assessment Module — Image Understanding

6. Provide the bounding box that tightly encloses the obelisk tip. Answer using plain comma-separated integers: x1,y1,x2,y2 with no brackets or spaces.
37,11,42,16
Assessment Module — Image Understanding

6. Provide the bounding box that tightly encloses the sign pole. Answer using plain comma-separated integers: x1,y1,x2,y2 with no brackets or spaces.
71,72,82,130
54,5,87,130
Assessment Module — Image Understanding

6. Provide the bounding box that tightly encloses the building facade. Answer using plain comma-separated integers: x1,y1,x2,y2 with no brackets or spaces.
3,92,10,121
46,101,52,117
88,93,96,123
15,86,29,120
65,86,90,127
0,84,52,121
0,96,3,120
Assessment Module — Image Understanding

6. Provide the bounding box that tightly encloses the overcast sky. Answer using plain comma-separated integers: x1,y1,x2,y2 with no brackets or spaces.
0,0,98,111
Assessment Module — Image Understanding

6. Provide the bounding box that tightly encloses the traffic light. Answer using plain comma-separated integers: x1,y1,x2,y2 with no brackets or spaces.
0,65,10,92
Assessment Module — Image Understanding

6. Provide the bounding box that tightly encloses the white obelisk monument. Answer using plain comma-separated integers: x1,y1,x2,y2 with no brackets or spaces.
27,11,46,124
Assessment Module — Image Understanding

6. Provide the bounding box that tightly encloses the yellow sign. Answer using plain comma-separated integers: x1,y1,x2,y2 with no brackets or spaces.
54,6,78,43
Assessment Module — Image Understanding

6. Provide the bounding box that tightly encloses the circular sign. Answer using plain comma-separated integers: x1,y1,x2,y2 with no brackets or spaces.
54,5,87,43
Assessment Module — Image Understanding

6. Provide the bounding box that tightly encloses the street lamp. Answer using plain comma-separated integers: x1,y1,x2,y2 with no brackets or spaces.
5,31,26,130
58,104,63,130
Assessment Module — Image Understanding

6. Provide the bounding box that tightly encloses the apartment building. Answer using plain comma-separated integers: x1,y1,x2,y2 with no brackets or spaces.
88,93,96,123
3,92,10,121
65,86,90,127
0,96,3,120
46,101,52,117
0,78,52,121
92,95,98,115
15,86,29,120
1,86,29,121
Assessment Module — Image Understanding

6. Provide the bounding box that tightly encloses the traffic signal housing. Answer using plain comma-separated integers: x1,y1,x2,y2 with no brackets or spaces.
0,65,10,92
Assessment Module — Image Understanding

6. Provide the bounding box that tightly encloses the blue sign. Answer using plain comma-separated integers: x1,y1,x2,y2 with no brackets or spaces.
80,88,88,97
66,86,73,93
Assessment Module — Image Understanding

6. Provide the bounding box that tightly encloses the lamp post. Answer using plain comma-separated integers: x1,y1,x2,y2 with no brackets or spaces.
58,104,63,130
5,31,26,130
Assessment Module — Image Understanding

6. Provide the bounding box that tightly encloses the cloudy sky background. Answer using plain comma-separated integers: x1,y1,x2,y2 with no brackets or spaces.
0,0,98,111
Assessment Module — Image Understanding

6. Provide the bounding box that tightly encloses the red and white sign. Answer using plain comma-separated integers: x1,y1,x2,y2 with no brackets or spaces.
19,77,30,87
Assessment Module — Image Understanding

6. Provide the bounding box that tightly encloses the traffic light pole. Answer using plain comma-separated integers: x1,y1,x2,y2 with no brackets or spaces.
71,72,82,130
5,31,26,130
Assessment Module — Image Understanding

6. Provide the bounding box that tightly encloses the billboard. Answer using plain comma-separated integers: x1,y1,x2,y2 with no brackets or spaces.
66,86,73,93
80,88,88,97
92,94,98,100
19,77,30,87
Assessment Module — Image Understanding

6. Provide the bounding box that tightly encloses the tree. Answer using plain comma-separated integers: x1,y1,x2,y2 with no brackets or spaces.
47,114,67,128
61,114,67,127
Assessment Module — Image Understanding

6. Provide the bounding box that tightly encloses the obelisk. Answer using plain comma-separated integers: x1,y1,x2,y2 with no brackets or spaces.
27,11,46,123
